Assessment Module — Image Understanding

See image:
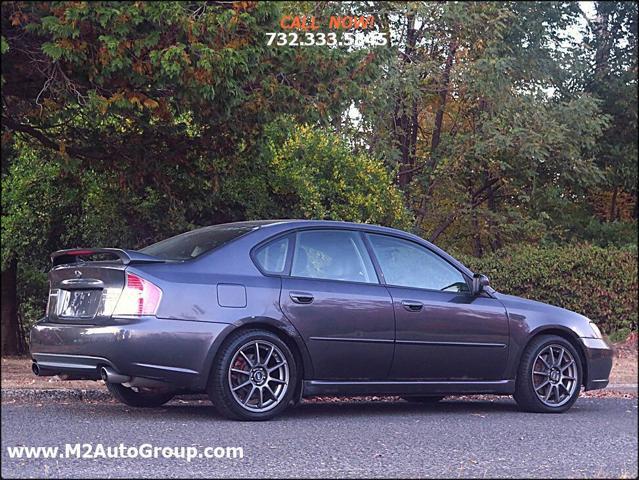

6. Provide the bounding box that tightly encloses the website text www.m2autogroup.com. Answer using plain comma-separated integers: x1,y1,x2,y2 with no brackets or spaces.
6,443,244,462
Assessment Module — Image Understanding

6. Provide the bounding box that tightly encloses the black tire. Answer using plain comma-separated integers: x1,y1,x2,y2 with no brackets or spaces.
402,395,445,403
208,329,298,421
106,382,175,408
514,334,582,413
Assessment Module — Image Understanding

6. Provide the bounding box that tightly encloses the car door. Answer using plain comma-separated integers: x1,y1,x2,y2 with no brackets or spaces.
366,233,509,381
278,229,395,380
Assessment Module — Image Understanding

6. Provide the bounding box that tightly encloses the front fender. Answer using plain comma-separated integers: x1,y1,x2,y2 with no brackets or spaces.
494,293,595,381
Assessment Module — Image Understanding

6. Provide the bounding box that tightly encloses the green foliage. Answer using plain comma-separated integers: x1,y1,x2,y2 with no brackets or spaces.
225,118,412,229
425,92,610,253
608,327,631,343
16,265,48,333
579,220,638,248
580,2,638,199
2,0,388,240
1,145,79,269
459,244,638,335
357,1,636,254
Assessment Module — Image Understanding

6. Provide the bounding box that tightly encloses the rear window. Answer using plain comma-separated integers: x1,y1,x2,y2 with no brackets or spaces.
140,224,257,260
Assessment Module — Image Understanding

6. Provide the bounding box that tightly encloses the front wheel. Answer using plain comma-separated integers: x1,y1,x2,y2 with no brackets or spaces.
208,329,298,421
106,382,175,408
514,335,582,413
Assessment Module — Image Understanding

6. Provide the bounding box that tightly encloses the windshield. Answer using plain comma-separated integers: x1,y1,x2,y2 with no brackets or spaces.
140,224,257,260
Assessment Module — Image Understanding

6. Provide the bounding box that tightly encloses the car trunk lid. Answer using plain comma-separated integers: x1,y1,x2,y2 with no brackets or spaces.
47,249,165,324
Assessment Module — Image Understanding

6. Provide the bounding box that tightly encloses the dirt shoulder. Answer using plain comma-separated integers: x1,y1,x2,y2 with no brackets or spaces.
608,332,638,384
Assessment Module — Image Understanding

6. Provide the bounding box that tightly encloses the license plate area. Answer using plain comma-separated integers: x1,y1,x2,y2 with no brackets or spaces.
58,289,103,319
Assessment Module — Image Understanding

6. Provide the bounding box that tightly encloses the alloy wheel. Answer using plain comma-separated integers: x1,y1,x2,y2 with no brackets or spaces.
531,344,578,407
228,340,289,413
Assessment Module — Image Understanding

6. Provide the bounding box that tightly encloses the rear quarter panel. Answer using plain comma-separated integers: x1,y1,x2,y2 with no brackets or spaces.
131,227,314,386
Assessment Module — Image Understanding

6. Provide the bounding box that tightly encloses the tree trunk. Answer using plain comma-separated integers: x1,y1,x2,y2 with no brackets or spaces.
414,40,458,228
487,181,502,251
609,187,618,222
430,40,458,160
396,13,419,189
1,258,21,356
469,181,483,257
592,10,612,83
471,213,482,257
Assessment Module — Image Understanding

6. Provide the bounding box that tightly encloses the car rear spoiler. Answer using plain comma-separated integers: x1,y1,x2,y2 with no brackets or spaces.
51,248,165,267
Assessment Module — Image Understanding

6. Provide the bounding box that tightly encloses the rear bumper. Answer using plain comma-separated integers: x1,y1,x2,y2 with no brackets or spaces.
30,316,230,390
580,337,614,391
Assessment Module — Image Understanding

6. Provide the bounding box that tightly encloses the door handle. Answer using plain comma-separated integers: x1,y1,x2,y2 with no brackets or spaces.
289,292,314,304
401,300,423,312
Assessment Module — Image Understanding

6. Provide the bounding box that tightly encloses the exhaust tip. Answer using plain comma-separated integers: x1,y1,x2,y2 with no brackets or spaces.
32,362,40,376
99,366,131,384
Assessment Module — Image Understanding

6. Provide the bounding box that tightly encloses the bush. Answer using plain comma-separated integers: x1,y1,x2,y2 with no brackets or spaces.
223,117,413,230
458,244,638,335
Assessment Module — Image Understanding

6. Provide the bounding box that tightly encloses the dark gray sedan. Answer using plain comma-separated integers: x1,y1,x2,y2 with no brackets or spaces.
30,220,613,420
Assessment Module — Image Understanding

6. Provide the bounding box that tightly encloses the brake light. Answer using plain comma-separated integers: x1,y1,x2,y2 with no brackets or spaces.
113,273,162,316
46,284,57,315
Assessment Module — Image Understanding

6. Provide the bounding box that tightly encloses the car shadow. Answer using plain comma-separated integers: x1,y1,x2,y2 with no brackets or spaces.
97,395,605,422
102,397,524,422
285,398,522,419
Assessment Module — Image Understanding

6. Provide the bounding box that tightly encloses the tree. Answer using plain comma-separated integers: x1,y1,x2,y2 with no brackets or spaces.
581,2,638,221
1,143,84,354
357,1,611,254
0,1,401,348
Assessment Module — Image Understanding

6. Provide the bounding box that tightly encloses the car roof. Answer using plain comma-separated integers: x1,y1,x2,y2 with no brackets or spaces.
213,220,474,278
221,219,416,237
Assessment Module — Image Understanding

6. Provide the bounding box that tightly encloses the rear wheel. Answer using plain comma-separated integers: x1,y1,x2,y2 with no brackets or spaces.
402,396,445,403
514,335,582,413
208,329,298,421
106,382,175,408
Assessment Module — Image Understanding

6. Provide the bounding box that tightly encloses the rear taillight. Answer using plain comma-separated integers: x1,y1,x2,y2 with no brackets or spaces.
113,273,162,316
46,285,57,315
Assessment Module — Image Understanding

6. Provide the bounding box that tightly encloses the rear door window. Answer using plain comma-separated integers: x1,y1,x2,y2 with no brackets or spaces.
291,230,378,284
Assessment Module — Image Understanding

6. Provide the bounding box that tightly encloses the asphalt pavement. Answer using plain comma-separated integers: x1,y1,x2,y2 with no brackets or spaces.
1,396,637,478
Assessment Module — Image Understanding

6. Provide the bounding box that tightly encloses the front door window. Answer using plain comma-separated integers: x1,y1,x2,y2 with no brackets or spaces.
367,234,469,292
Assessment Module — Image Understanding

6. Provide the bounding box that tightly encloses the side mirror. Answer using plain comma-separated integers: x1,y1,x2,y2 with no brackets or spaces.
472,273,490,296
